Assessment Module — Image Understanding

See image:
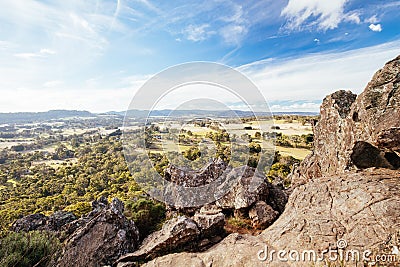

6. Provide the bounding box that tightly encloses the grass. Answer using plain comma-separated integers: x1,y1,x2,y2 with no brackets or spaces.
276,146,311,160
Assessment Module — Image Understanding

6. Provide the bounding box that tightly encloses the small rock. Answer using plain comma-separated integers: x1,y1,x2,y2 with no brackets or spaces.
11,213,47,232
248,201,279,229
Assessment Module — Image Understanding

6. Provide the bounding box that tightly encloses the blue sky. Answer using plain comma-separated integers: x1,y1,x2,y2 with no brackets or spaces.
0,0,399,112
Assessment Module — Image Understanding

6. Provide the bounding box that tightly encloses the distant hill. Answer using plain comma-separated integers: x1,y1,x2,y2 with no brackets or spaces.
115,109,318,118
0,110,95,124
0,109,318,124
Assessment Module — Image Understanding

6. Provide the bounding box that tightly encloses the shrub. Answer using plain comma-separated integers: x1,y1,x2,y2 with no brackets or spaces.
0,231,60,267
64,201,92,217
125,198,166,240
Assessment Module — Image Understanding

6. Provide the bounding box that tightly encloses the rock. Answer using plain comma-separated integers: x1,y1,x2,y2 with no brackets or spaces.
116,216,200,264
46,211,77,231
138,55,400,267
248,201,278,229
215,166,269,210
265,183,288,213
350,141,394,169
141,169,400,267
291,56,400,186
164,158,227,187
199,204,222,215
11,211,76,233
142,234,265,267
193,209,225,238
376,127,400,152
11,213,47,232
53,198,139,267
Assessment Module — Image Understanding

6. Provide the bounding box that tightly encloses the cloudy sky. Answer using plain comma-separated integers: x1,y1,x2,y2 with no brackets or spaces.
0,0,399,112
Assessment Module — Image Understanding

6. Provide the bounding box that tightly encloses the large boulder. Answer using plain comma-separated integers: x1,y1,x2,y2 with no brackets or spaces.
116,216,200,264
164,157,227,187
52,197,139,267
215,166,269,210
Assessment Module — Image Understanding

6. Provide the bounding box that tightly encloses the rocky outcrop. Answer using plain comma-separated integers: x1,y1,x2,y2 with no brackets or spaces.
11,211,76,233
116,208,226,266
141,169,400,267
53,197,139,267
292,55,400,186
164,157,227,187
116,216,200,263
138,55,400,267
165,161,285,231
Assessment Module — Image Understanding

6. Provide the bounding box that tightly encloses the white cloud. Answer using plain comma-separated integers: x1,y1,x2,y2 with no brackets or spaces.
220,24,248,45
239,40,400,103
13,48,57,59
369,23,382,32
184,24,215,42
365,15,379,24
345,12,361,24
270,102,321,112
43,80,63,88
40,48,56,55
14,53,42,59
281,0,350,31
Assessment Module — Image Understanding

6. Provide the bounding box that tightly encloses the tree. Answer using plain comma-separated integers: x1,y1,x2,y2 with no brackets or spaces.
183,146,201,161
249,142,261,154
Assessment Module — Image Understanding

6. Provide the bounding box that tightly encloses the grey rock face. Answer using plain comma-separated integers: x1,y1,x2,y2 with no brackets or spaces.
193,209,225,238
164,158,227,187
53,198,139,267
11,211,76,233
116,216,200,263
215,166,269,210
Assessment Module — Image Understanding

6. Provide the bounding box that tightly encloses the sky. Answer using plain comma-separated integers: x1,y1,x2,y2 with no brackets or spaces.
0,0,399,113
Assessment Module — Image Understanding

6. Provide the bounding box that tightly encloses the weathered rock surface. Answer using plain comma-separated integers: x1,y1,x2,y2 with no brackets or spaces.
116,216,200,263
291,55,400,186
11,211,76,233
266,182,288,213
350,141,394,169
142,233,267,267
53,197,139,267
141,169,400,267
138,55,400,267
164,157,227,187
215,166,269,210
248,201,278,229
193,207,225,238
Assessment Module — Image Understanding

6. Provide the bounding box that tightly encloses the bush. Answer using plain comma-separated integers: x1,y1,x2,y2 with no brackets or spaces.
64,201,92,217
0,231,60,267
125,198,166,239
